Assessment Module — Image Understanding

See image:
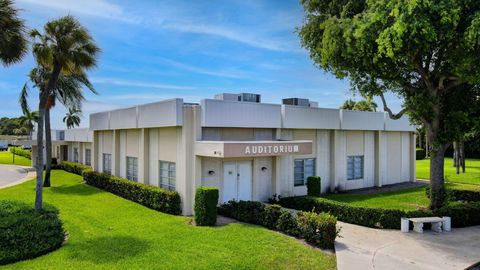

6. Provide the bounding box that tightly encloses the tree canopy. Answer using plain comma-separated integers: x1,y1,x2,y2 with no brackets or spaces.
299,0,480,209
0,0,27,66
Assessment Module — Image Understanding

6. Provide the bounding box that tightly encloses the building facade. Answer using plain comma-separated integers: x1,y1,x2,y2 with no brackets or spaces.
81,94,416,215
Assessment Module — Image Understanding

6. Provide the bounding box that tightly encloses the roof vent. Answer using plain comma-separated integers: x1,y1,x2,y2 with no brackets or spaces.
282,98,310,107
214,93,261,103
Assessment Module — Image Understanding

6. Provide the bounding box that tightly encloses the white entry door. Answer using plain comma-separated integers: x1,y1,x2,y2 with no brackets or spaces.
223,161,252,202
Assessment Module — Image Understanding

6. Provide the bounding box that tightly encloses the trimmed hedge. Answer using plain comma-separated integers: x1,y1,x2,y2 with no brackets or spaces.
218,200,338,249
278,195,480,229
55,161,92,176
83,171,181,215
426,185,480,202
194,186,219,226
307,176,321,196
9,147,31,159
416,148,426,160
0,200,65,265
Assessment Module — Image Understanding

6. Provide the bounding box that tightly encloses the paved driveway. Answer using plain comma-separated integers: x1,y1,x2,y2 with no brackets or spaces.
336,221,480,270
0,164,31,188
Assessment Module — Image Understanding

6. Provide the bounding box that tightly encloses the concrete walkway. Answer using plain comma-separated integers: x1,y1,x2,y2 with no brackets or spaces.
0,164,35,189
335,221,480,270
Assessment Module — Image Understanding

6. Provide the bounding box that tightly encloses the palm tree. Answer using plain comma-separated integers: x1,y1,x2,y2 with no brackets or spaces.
0,0,27,66
340,99,356,110
21,66,96,188
30,16,99,210
63,107,81,129
353,97,377,112
17,97,39,139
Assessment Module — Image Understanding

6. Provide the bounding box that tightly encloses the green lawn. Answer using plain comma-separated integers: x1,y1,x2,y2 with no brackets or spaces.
0,170,336,270
416,157,480,185
322,187,429,211
0,150,31,166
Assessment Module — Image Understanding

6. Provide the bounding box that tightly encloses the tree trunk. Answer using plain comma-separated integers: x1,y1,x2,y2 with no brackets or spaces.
425,134,429,158
460,139,465,173
44,107,52,187
35,92,47,210
429,144,448,210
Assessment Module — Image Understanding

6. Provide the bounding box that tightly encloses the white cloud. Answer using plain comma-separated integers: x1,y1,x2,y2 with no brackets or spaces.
16,0,138,23
91,77,197,90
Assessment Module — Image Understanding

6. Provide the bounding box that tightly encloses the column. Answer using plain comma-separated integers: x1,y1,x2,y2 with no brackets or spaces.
138,128,149,184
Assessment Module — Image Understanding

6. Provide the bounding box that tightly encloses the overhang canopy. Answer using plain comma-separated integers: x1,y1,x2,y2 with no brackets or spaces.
195,140,312,158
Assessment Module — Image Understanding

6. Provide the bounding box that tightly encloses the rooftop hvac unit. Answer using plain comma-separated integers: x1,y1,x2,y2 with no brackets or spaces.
239,93,261,103
282,98,310,107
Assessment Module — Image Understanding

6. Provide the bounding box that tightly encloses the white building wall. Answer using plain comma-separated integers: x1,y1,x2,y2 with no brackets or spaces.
253,157,273,201
316,130,331,194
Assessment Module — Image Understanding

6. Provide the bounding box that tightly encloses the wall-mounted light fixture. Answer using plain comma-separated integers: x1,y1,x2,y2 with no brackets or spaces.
261,167,267,172
208,170,215,175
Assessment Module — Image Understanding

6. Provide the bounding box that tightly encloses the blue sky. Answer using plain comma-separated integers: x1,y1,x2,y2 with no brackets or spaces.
0,0,403,128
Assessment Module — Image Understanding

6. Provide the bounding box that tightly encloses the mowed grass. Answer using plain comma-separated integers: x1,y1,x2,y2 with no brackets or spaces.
417,157,480,185
0,150,31,166
0,170,336,270
321,186,430,211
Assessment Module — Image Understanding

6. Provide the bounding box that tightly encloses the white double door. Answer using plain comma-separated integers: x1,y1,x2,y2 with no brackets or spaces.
223,161,252,202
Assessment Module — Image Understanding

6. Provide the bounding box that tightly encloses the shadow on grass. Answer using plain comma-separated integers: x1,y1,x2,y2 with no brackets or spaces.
67,235,151,264
49,185,102,196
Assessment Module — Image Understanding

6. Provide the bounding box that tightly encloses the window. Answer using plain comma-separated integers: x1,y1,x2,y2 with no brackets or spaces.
160,161,176,191
294,158,315,186
103,153,112,175
85,149,91,166
126,157,138,181
347,156,364,180
73,148,79,163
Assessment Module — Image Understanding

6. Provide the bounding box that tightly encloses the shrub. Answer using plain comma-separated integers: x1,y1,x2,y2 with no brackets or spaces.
296,211,338,249
435,201,480,228
0,200,65,265
194,186,219,226
416,148,426,160
9,147,31,159
278,196,434,229
426,185,480,202
83,171,181,215
275,209,299,236
56,161,92,176
307,176,321,196
218,200,264,224
218,201,338,249
260,204,283,229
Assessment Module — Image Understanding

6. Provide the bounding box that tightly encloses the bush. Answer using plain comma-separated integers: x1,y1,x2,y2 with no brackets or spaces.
56,161,92,176
83,171,181,215
260,204,283,229
275,209,299,236
307,176,321,196
218,201,337,249
296,211,339,249
278,196,433,229
279,195,480,229
426,185,480,202
9,147,31,160
0,200,65,265
435,201,480,228
416,148,426,160
194,186,219,226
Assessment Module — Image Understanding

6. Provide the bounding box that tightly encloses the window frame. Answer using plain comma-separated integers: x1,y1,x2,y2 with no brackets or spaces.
126,156,138,182
102,153,112,175
159,160,176,191
347,155,364,180
294,158,316,187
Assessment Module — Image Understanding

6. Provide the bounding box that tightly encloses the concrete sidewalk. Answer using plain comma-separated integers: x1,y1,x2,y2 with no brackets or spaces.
335,221,480,270
0,164,35,189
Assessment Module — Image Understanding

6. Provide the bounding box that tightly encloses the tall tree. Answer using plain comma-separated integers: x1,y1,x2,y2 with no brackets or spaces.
299,0,480,209
341,97,378,111
30,16,99,209
0,0,27,66
17,92,38,139
63,107,81,129
340,99,356,110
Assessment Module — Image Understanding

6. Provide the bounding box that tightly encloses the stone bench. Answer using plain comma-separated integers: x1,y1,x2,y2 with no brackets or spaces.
401,216,451,233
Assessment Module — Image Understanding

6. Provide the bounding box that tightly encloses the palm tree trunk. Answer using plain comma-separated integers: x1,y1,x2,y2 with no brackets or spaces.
44,107,52,187
35,92,48,210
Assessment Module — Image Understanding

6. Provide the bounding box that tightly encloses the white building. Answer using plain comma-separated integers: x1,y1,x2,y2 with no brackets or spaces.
34,93,416,215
